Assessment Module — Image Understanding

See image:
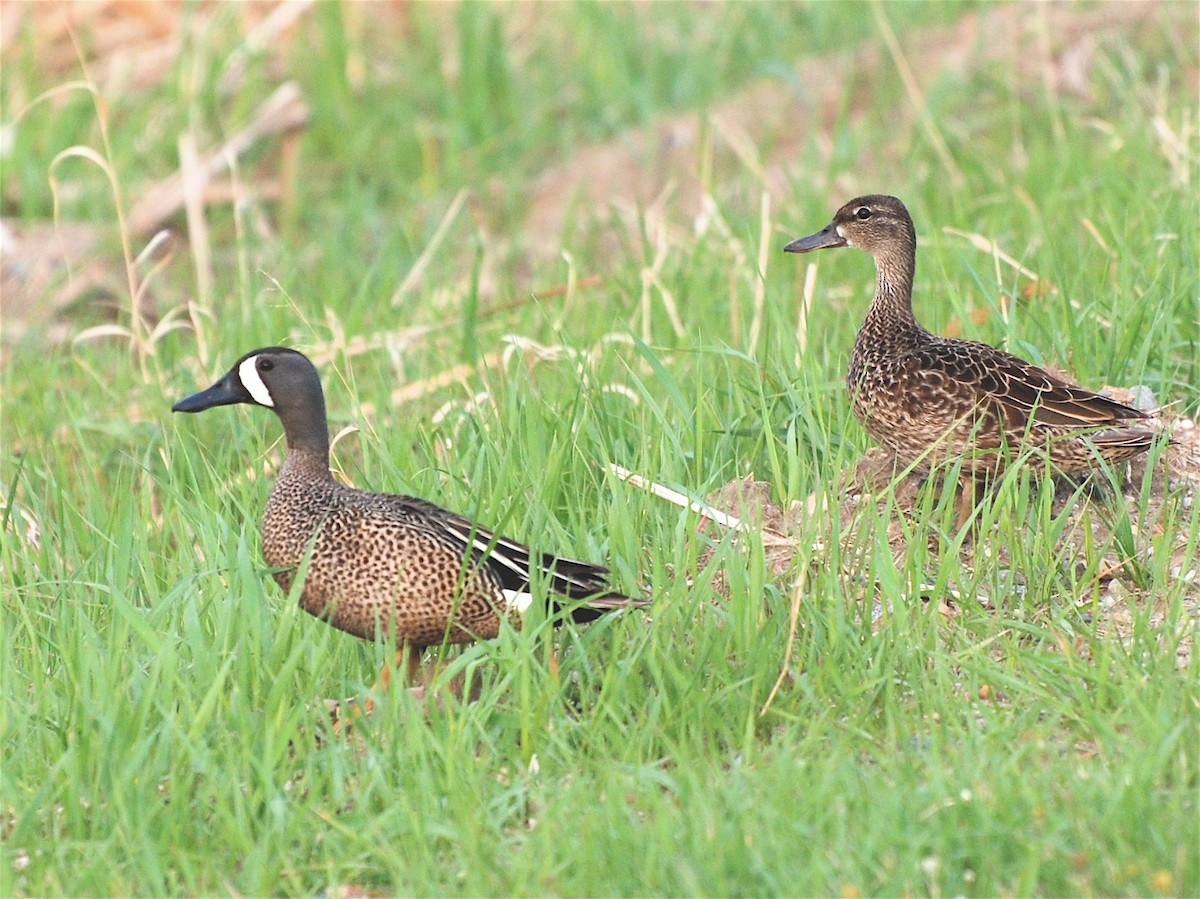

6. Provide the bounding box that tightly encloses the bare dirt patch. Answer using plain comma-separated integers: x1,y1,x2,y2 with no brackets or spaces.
4,2,1192,341
517,2,1186,254
692,396,1198,668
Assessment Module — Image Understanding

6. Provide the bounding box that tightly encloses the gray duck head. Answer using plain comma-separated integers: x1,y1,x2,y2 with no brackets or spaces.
173,347,329,455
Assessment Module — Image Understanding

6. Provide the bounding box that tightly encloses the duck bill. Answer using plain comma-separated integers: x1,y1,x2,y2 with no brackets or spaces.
784,224,846,254
172,376,242,413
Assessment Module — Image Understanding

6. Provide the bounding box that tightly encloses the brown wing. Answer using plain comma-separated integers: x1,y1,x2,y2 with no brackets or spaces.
912,337,1148,429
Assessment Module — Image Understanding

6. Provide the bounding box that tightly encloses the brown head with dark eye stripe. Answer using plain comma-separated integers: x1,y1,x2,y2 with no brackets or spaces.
785,195,916,257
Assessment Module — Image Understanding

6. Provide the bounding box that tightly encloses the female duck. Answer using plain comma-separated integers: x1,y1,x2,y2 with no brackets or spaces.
784,195,1154,481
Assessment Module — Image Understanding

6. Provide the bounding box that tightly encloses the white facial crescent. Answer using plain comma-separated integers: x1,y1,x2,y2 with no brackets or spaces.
238,356,275,407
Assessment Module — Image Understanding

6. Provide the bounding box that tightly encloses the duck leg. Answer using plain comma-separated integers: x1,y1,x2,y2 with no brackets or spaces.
331,648,422,733
953,476,979,531
366,648,422,711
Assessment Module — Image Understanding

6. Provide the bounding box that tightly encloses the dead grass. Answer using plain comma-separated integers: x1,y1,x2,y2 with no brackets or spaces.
4,1,1193,344
516,1,1183,254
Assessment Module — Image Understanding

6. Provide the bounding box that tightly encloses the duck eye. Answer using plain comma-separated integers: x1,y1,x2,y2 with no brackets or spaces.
855,207,872,220
258,358,274,372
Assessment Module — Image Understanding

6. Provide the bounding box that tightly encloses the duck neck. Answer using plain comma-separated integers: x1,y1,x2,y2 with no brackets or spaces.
275,388,334,482
862,243,925,343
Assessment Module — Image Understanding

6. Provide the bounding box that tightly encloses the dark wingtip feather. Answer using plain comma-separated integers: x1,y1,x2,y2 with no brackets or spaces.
541,553,650,622
1088,428,1156,453
426,506,648,623
559,590,652,624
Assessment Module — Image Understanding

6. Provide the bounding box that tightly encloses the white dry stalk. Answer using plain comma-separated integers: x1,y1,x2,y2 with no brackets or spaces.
500,334,581,368
390,188,469,305
219,0,316,95
1079,217,1115,258
746,191,771,355
179,133,213,311
760,563,806,718
497,335,640,417
795,260,817,365
1151,115,1191,186
430,391,495,455
942,227,1041,282
640,219,685,341
708,112,766,183
943,225,1115,329
431,391,493,427
550,250,579,333
385,349,505,410
607,463,794,549
872,0,964,188
327,425,361,488
128,82,309,234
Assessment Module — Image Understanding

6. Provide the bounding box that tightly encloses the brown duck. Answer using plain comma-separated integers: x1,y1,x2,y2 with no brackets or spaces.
173,347,646,688
784,195,1155,491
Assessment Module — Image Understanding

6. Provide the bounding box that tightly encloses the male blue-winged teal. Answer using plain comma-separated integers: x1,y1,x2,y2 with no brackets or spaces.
784,195,1154,496
173,347,646,688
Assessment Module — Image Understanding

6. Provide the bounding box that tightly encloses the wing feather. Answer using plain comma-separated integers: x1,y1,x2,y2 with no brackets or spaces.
912,338,1148,429
365,493,645,620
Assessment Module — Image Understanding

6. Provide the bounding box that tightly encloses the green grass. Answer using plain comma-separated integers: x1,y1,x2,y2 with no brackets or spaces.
3,3,1198,896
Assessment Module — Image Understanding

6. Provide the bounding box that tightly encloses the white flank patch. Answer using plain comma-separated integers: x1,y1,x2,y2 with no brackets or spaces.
502,589,533,615
239,356,275,407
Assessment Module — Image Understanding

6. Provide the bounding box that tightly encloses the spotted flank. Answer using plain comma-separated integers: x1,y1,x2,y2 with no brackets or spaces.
172,347,647,668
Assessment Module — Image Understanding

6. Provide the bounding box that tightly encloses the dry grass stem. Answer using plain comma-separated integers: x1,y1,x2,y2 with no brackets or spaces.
1036,4,1069,144
709,112,766,183
760,565,807,717
128,81,310,234
377,350,504,411
389,188,470,306
1079,217,1116,258
180,133,214,310
746,191,771,356
942,227,1042,282
639,219,685,342
871,0,965,188
608,463,797,549
218,0,316,95
796,260,817,364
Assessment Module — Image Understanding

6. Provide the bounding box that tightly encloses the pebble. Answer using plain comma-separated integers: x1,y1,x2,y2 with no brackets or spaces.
1123,385,1160,412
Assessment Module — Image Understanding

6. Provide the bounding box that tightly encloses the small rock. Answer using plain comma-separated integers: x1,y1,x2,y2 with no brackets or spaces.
1122,385,1159,412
